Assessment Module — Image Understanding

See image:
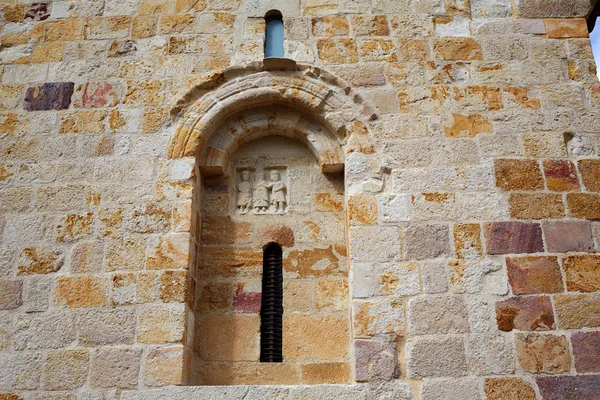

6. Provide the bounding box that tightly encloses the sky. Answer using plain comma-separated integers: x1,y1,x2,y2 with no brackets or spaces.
591,17,600,79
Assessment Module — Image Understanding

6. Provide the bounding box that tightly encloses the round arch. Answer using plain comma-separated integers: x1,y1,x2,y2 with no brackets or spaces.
167,59,379,175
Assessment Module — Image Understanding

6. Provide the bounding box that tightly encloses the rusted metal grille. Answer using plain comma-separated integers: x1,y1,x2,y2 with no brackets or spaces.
260,243,283,362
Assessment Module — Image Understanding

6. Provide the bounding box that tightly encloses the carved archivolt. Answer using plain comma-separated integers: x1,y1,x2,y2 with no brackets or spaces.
168,59,378,176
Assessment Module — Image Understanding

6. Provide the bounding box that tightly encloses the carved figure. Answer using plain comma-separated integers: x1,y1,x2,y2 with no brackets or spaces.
253,173,270,213
237,170,252,214
269,170,286,214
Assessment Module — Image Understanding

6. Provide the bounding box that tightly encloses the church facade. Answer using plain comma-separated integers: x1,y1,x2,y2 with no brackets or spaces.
1,0,600,398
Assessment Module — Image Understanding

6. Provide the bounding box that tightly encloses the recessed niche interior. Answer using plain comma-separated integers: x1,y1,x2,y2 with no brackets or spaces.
190,135,351,385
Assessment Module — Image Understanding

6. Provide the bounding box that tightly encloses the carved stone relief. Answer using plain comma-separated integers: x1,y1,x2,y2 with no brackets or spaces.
235,167,289,215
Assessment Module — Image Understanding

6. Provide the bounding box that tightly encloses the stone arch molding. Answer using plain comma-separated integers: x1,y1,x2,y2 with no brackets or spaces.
168,59,378,176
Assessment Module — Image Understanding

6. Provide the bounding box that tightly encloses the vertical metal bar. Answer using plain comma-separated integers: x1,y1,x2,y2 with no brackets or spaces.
260,243,283,362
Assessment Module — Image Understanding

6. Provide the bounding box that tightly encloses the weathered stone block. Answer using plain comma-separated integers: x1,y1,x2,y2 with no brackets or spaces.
0,280,22,310
315,279,349,311
70,241,104,274
159,14,194,34
421,378,482,400
23,277,50,312
508,193,564,219
506,256,564,295
578,159,600,191
3,4,25,23
348,195,378,225
516,0,593,18
13,311,76,350
496,296,555,331
160,270,187,303
32,42,64,63
567,193,600,219
74,82,122,108
421,260,449,294
84,16,131,40
0,351,42,391
301,362,351,384
484,222,544,255
56,212,94,242
467,334,516,375
132,15,158,38
123,80,165,106
90,347,142,389
433,38,483,60
143,346,184,387
546,18,589,38
284,314,349,360
53,276,107,308
407,337,468,378
24,82,74,111
404,224,450,260
138,305,185,344
571,331,600,373
354,339,398,382
484,378,536,400
44,350,90,390
312,16,350,37
106,239,145,271
349,226,401,263
316,39,359,64
554,293,600,329
515,333,571,374
453,224,483,259
408,295,469,334
354,299,405,338
542,220,594,253
78,308,136,346
494,159,544,191
537,375,600,400
44,19,83,41
563,254,600,292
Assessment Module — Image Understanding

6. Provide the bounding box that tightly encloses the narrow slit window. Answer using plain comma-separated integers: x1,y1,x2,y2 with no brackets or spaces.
264,10,284,58
260,242,283,362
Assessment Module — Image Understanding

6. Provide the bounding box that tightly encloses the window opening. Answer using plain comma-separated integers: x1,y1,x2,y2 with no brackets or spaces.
260,242,283,362
264,10,284,58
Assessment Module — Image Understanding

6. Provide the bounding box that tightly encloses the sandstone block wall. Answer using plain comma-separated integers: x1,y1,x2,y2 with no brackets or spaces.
1,0,600,399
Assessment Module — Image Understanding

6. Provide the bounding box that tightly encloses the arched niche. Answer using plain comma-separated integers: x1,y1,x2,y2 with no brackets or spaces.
168,60,379,386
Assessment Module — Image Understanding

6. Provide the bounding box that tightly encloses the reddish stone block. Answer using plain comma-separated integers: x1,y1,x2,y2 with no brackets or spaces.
572,331,600,373
567,193,600,220
233,283,261,313
537,375,600,400
0,280,23,310
495,159,544,191
354,339,398,382
496,296,555,331
506,256,564,295
543,160,579,191
542,220,594,253
24,82,74,111
24,3,50,21
578,159,600,192
79,82,118,108
563,255,600,292
484,222,544,255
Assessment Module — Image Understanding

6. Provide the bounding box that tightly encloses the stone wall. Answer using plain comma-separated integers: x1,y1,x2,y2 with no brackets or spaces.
1,0,600,399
